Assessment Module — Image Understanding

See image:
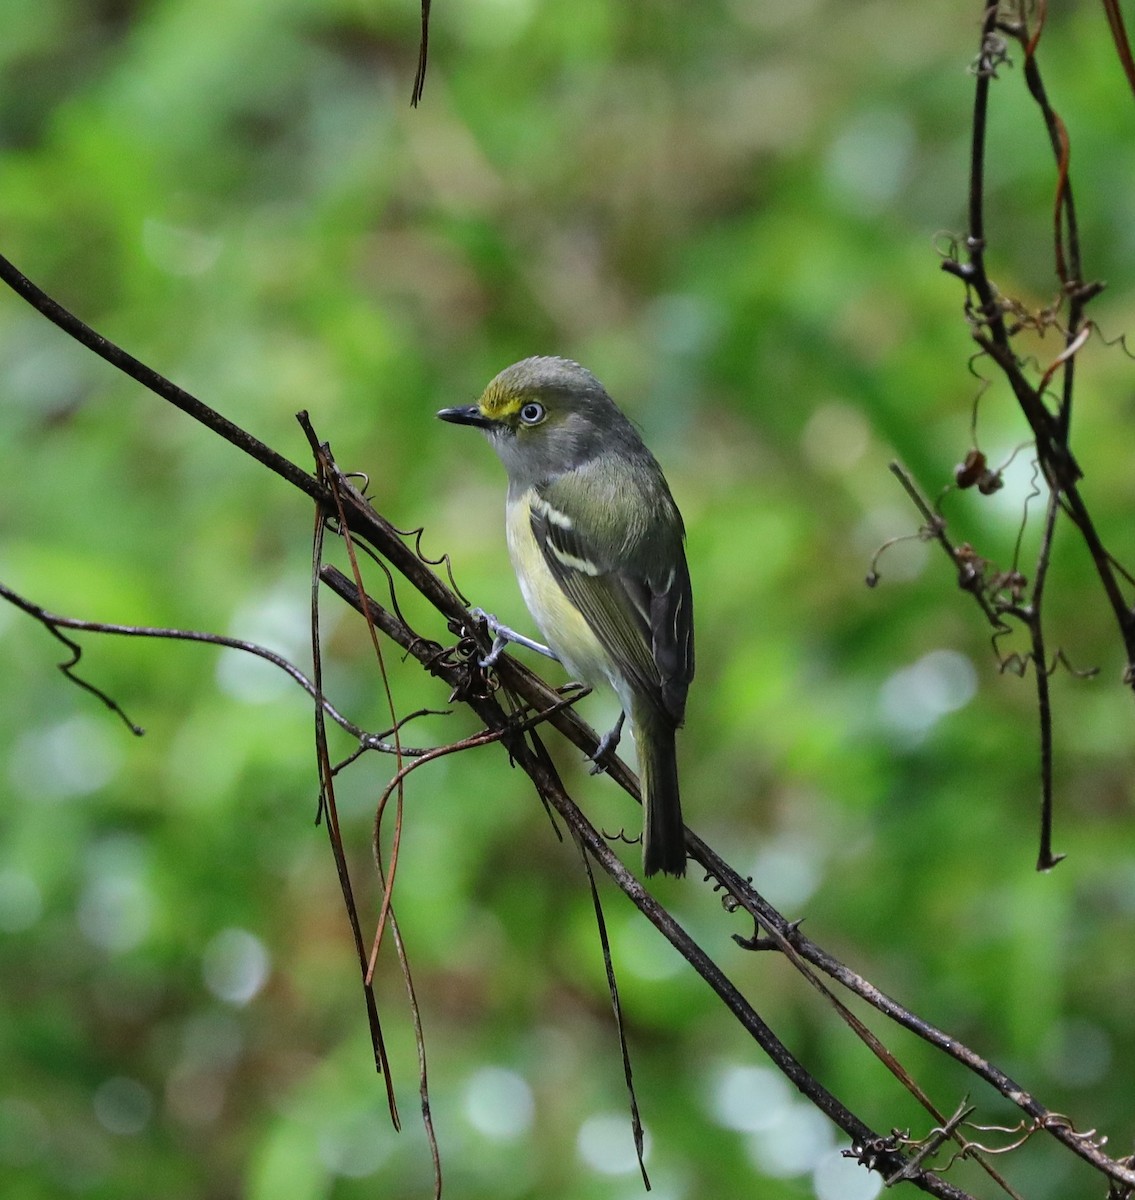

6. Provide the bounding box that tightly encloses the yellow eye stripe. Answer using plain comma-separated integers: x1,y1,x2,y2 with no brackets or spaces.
477,383,528,419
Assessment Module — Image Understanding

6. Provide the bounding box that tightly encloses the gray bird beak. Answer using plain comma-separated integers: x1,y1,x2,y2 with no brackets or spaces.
437,404,493,429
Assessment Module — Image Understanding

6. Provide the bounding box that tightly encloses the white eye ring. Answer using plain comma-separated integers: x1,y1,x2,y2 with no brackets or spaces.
519,402,546,425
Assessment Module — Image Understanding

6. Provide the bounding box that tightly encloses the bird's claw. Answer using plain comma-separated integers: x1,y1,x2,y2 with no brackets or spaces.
466,607,559,665
480,635,508,670
588,712,626,775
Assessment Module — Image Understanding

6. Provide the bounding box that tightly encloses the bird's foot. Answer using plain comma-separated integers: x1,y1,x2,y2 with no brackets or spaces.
588,712,626,775
469,608,559,668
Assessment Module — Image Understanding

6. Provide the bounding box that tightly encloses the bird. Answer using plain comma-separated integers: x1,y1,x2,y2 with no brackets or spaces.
437,356,694,876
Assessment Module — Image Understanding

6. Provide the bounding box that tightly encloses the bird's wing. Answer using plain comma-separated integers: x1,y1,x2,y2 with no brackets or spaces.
649,550,694,724
532,470,693,725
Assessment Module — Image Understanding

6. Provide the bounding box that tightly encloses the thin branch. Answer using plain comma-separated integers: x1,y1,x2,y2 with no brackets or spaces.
0,580,419,754
319,563,979,1200
706,845,1135,1188
411,0,432,106
4,236,1134,1192
0,253,324,506
941,7,1135,682
579,845,650,1191
1028,490,1066,870
1100,0,1135,103
308,510,400,1128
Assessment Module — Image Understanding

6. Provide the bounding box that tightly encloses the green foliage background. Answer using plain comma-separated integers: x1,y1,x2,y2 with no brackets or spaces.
2,2,1135,1198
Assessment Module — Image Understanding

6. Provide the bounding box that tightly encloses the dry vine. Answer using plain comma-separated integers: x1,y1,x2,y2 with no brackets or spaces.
875,1,1135,876
3,4,1135,1198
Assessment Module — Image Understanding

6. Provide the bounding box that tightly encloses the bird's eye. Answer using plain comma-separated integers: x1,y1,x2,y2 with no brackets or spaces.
519,402,546,425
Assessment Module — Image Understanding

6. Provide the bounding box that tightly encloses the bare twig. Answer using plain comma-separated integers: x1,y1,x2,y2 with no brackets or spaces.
6,52,1135,1182
307,487,401,1130
940,6,1135,684
319,564,978,1199
0,579,419,754
411,0,432,106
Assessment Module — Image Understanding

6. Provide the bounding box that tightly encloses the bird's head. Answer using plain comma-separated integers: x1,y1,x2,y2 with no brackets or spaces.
437,356,626,485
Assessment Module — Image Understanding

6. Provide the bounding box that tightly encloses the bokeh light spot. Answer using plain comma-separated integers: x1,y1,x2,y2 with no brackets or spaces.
78,835,153,953
814,1146,884,1200
801,402,871,475
879,649,977,739
577,1112,650,1175
707,1064,792,1133
462,1066,535,1140
751,835,824,910
317,1110,395,1178
217,590,310,703
202,928,270,1005
747,1103,834,1178
10,714,122,801
93,1077,154,1136
825,109,916,213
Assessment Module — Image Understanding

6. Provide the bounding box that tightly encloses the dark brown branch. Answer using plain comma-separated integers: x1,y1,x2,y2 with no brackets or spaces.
1100,0,1135,102
945,10,1135,683
3,226,1133,1191
319,564,975,1200
0,580,422,756
1029,490,1065,870
579,847,650,1190
307,505,401,1128
702,838,1134,1188
0,252,324,506
411,0,432,106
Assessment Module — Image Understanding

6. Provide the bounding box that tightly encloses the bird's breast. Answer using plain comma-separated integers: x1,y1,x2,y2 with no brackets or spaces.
506,491,613,692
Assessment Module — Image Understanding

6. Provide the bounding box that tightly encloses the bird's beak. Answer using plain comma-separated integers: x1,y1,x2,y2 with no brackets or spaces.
437,404,493,429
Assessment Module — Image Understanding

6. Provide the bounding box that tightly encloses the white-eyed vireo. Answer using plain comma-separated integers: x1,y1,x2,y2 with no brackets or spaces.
438,357,694,876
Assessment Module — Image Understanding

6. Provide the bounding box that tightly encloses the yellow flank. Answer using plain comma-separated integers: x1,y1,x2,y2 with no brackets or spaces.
506,488,615,694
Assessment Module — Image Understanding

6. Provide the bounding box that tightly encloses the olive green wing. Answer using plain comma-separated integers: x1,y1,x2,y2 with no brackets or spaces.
532,469,693,725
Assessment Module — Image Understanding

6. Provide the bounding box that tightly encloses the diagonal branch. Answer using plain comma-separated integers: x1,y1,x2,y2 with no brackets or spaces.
318,563,977,1200
4,236,1135,1192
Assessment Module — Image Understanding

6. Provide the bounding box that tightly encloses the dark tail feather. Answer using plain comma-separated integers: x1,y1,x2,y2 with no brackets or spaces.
635,707,686,877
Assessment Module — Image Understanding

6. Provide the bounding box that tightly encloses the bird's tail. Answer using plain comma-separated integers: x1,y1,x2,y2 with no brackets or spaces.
634,705,686,877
